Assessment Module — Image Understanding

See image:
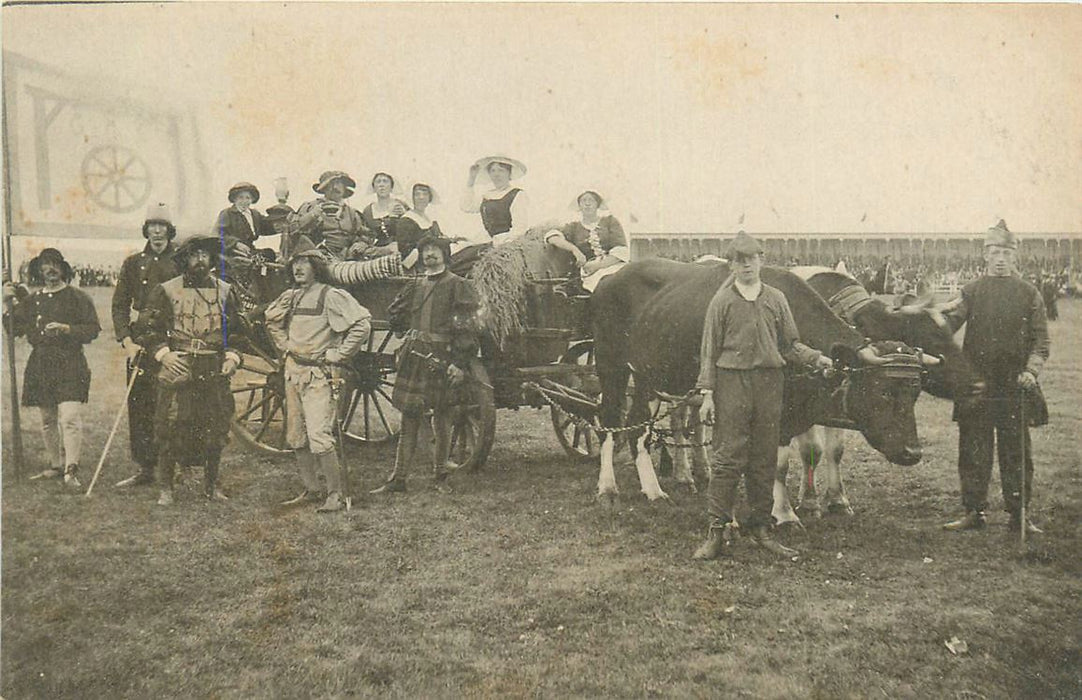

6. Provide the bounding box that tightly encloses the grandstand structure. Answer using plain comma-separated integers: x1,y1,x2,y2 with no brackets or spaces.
629,232,1081,268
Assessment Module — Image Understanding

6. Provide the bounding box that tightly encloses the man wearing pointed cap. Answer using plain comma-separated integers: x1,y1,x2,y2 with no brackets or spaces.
132,233,246,506
296,171,368,260
941,220,1050,534
112,203,181,488
692,232,833,561
214,182,266,255
263,239,372,512
3,248,101,487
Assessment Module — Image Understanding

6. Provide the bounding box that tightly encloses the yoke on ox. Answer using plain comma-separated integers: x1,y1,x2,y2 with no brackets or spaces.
590,258,931,505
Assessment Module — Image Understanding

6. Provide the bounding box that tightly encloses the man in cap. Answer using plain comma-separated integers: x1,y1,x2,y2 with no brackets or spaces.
214,182,266,255
264,239,372,512
371,234,480,494
132,233,246,505
942,220,1050,534
112,203,181,488
296,171,369,260
693,232,834,561
3,248,101,486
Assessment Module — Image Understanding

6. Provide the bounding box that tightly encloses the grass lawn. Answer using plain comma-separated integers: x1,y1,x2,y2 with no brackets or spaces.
3,288,1081,698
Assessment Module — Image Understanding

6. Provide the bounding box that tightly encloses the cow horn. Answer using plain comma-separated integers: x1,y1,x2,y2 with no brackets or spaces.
856,345,890,366
920,352,942,366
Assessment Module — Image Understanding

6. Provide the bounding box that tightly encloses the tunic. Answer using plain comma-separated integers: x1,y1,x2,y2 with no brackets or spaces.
295,197,368,258
214,206,266,251
9,285,100,406
112,242,180,342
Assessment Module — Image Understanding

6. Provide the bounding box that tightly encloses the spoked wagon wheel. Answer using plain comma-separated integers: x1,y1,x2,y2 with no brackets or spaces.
230,342,292,456
447,359,496,472
550,340,604,461
338,321,401,445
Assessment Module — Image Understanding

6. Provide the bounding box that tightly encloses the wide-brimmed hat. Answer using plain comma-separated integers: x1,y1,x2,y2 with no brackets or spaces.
416,233,452,262
366,172,403,196
28,248,74,282
228,182,260,204
473,155,527,180
984,219,1018,249
407,181,441,206
313,170,357,196
726,231,764,258
175,234,223,262
569,190,609,212
266,204,294,222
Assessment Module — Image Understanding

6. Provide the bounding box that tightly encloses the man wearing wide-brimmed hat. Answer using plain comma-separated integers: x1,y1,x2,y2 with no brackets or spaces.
371,234,481,495
942,220,1050,535
214,181,266,254
692,232,833,561
296,170,368,260
132,233,246,506
112,203,181,488
3,248,101,487
263,239,372,512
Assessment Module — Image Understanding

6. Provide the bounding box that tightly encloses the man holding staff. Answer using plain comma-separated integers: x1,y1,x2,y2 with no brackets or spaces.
942,220,1050,534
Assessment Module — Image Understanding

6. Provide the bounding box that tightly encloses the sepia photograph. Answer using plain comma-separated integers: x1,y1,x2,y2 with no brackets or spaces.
2,2,1080,697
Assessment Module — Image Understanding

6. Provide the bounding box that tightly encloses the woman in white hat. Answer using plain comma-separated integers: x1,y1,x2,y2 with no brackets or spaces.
359,172,410,258
459,155,530,247
545,190,629,292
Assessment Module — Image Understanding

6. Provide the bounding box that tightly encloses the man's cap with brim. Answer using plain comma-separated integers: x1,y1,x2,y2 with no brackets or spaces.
313,170,357,196
28,248,74,282
473,155,527,180
228,182,260,204
286,237,328,264
416,233,452,261
175,234,223,260
726,231,764,258
144,202,173,225
984,219,1018,249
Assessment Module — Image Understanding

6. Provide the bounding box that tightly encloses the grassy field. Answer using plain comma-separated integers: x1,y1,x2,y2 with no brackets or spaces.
3,288,1080,699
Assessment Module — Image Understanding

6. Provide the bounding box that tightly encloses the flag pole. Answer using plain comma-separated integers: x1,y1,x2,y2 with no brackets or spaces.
2,76,26,479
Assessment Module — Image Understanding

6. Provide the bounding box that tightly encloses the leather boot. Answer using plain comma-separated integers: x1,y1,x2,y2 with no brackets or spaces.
281,451,323,505
751,525,799,558
1008,513,1043,534
63,464,82,489
204,453,229,501
316,452,345,512
942,511,986,531
692,520,734,560
371,424,416,495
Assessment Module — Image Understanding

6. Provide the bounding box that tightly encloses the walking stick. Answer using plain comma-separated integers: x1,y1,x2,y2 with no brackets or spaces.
1018,392,1027,550
85,351,143,497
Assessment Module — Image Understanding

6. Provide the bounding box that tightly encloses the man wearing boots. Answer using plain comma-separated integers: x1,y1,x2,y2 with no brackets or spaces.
693,232,833,560
264,240,371,512
942,220,1050,534
112,203,180,488
3,248,100,487
133,234,246,506
371,234,480,494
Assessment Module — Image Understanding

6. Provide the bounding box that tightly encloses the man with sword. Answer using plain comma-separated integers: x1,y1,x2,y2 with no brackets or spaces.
111,203,180,488
370,233,481,495
264,239,372,513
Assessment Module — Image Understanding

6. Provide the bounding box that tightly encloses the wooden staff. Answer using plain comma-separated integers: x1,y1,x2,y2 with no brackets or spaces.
85,352,143,497
2,91,26,478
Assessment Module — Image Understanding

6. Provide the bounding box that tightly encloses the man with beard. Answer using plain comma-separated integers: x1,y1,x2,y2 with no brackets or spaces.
112,203,180,488
295,171,369,260
370,234,480,494
3,248,101,486
264,240,372,513
133,234,246,506
942,220,1050,534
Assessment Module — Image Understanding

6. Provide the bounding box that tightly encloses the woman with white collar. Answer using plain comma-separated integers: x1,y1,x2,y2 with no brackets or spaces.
459,155,530,247
545,190,629,292
359,172,409,258
396,182,444,271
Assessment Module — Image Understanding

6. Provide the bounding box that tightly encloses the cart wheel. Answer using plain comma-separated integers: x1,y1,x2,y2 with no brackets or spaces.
230,344,292,456
550,340,604,461
447,359,496,471
339,322,401,445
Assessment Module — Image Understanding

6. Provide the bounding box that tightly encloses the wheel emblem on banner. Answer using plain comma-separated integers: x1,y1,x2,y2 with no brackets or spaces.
80,145,152,213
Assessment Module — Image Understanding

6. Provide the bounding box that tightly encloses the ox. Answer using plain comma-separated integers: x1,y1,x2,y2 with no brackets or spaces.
591,258,932,503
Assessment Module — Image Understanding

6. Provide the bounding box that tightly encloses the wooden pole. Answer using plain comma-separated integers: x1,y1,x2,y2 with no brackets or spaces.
2,75,26,479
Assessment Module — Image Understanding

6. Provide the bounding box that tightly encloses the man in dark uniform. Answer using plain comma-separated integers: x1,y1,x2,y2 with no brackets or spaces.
942,220,1050,534
133,234,246,506
370,234,480,494
112,203,180,488
693,232,833,560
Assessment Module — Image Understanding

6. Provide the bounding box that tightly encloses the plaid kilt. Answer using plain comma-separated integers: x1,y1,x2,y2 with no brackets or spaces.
392,338,451,412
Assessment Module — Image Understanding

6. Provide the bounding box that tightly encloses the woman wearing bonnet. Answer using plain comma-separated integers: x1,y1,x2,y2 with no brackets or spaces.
545,190,629,292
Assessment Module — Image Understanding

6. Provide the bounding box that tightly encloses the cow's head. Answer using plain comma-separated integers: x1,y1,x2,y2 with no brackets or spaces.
889,297,985,401
832,341,928,466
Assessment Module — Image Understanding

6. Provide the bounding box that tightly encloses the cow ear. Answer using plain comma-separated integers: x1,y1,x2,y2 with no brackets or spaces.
831,343,859,369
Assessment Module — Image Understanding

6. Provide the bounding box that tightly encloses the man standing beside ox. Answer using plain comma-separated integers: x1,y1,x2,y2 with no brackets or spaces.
942,220,1050,534
264,240,372,513
112,203,180,488
693,232,833,561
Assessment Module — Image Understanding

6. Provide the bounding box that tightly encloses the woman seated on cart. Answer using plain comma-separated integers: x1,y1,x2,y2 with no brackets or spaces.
544,190,629,292
451,155,530,276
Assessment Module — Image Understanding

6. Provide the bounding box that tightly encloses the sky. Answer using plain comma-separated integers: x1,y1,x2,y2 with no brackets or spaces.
3,2,1081,240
